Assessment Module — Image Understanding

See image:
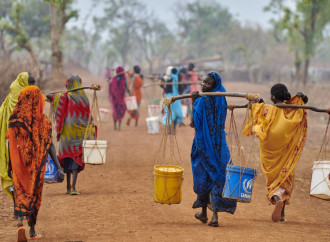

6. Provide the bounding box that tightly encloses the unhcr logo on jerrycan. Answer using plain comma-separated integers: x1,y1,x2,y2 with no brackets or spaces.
240,178,254,200
44,156,59,182
223,165,257,203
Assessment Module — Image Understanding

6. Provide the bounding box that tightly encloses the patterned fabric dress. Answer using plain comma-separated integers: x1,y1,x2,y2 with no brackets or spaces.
109,66,127,121
50,75,95,171
127,74,143,120
0,72,29,199
6,86,51,226
191,72,237,214
244,96,308,203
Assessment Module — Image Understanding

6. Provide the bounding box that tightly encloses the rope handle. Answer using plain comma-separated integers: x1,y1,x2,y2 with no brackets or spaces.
83,90,100,141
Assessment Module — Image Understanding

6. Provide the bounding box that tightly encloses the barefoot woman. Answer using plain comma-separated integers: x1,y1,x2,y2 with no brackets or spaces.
190,72,236,227
7,86,64,241
47,75,95,195
244,83,308,222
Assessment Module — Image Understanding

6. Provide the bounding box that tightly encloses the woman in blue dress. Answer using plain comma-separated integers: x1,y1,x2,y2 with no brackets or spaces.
161,66,183,134
190,72,237,227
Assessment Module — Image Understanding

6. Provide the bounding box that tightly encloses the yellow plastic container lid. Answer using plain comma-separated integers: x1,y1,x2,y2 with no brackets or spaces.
154,165,183,175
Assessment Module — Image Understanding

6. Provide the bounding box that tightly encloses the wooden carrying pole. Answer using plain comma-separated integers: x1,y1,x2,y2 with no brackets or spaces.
163,92,260,105
227,102,329,113
275,104,329,113
47,84,101,95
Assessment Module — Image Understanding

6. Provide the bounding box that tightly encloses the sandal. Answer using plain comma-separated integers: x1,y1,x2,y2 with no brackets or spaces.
194,212,208,224
17,227,27,242
30,234,42,240
71,191,81,195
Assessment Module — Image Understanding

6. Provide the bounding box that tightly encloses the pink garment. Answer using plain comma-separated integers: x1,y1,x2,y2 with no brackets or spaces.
189,70,199,93
105,68,111,80
109,66,127,121
189,70,199,105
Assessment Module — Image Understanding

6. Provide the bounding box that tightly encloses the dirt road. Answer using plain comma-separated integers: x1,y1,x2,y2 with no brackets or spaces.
1,69,329,241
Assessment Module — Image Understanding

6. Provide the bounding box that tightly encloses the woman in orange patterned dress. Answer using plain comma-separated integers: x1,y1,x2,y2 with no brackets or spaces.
126,65,143,127
6,86,64,241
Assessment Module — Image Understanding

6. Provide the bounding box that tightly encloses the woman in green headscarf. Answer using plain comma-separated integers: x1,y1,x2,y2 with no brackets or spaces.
0,72,34,198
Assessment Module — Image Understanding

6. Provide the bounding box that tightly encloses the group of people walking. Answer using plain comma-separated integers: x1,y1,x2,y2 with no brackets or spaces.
189,74,329,227
106,63,199,133
107,65,143,130
107,64,324,227
0,68,329,241
0,72,95,241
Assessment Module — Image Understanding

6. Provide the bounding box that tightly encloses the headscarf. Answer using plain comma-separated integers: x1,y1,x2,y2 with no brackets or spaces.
6,86,51,225
51,75,95,169
162,67,183,125
0,72,29,198
163,66,173,80
170,67,180,96
109,66,127,121
191,72,236,213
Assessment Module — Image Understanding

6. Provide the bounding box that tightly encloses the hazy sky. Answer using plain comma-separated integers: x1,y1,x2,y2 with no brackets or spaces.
69,0,292,30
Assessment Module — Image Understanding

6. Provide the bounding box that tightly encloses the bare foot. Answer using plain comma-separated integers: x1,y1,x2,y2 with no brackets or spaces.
208,220,219,227
208,212,219,227
272,200,284,222
195,212,208,223
17,227,27,242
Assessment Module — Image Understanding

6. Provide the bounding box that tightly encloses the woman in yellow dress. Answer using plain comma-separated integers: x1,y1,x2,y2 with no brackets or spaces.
244,83,308,222
0,72,33,199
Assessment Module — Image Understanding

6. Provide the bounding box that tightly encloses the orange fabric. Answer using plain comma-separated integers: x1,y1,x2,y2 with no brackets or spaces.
244,96,308,204
127,74,143,120
6,86,51,225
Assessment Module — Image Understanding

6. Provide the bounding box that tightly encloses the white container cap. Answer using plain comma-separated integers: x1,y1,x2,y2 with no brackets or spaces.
146,116,160,121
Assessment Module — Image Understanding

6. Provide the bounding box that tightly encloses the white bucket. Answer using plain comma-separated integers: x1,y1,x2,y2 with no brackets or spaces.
125,96,138,111
181,104,188,118
83,140,107,164
98,108,109,122
146,116,160,134
148,105,162,118
310,160,330,200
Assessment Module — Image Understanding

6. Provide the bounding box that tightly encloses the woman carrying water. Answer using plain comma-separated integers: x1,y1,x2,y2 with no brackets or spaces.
161,66,184,134
7,86,64,241
109,66,127,130
126,65,143,127
190,72,236,227
47,75,96,195
244,83,308,222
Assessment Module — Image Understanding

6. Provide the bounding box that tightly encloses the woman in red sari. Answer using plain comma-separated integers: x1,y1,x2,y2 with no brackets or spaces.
109,66,127,130
7,86,64,241
126,65,143,127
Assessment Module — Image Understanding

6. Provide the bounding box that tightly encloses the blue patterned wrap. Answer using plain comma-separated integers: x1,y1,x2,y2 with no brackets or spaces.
191,72,237,214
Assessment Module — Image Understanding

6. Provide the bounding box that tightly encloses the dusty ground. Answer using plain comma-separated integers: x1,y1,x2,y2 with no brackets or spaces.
0,67,329,242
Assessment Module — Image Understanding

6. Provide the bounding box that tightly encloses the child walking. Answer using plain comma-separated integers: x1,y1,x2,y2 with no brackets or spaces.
190,72,236,227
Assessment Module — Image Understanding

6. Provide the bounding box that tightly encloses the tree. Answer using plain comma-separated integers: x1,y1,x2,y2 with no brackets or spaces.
94,0,146,67
177,0,234,57
134,15,175,73
265,0,330,85
0,0,50,80
47,0,77,76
